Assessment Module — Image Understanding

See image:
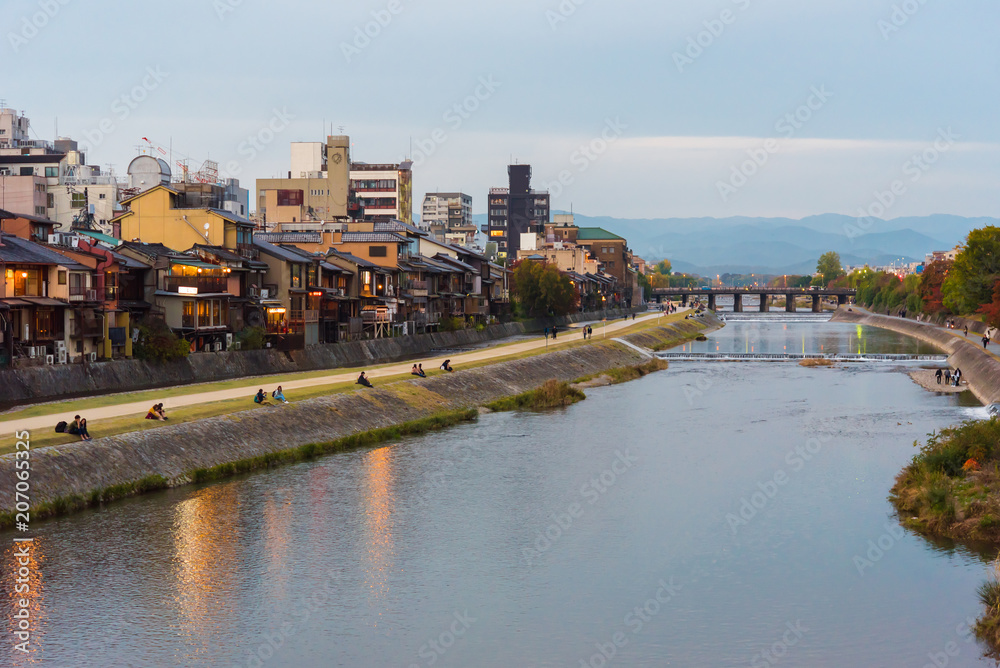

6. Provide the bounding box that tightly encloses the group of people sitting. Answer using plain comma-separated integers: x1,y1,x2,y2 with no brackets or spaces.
935,367,964,387
55,415,91,441
358,359,455,389
254,386,288,406
145,403,168,421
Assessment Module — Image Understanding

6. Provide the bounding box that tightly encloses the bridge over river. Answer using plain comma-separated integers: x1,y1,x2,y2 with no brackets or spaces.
651,287,857,313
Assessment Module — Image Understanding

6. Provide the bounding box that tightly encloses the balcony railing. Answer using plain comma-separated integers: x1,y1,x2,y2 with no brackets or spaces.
165,276,228,294
237,243,259,261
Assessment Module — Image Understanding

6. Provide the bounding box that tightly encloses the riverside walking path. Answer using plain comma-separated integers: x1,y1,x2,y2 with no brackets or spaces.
1,311,675,438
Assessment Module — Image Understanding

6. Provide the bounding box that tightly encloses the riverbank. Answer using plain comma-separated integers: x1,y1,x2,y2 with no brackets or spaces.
0,314,720,526
831,307,1000,405
0,306,642,409
907,369,968,394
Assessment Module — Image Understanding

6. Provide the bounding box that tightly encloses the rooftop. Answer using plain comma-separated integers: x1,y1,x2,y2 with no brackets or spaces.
576,227,625,241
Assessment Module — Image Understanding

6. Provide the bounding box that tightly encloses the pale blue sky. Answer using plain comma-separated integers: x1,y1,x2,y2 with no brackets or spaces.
6,0,998,218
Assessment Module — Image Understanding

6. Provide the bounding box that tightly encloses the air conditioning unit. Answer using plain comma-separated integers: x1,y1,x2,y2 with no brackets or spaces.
54,340,66,351
45,355,54,365
260,289,270,299
214,342,223,352
70,237,80,248
48,234,60,245
27,346,38,358
88,352,97,362
86,289,98,301
225,333,233,346
57,351,67,364
231,341,241,350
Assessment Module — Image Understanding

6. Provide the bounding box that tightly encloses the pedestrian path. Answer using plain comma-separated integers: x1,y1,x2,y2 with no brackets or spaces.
1,311,666,438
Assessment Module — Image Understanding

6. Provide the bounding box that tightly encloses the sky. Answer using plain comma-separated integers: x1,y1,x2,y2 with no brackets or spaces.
5,0,998,220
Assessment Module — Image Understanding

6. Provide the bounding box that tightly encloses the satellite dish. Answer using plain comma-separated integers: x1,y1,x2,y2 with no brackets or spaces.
204,223,210,230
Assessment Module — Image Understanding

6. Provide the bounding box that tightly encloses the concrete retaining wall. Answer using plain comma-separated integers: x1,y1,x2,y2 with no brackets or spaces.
832,307,1000,405
0,307,640,408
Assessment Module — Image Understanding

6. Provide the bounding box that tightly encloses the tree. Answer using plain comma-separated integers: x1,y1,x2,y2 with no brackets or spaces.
942,227,1000,314
134,319,191,364
978,281,1000,329
816,252,845,286
649,273,672,290
510,261,578,317
919,259,952,314
637,271,652,300
653,259,672,275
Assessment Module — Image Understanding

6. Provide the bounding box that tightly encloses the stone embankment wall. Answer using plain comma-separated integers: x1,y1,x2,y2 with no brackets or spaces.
0,316,715,515
832,307,1000,405
0,307,640,408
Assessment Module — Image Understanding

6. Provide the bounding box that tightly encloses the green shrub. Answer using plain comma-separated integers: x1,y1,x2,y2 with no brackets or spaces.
134,319,190,363
486,380,586,412
441,316,466,332
236,326,267,350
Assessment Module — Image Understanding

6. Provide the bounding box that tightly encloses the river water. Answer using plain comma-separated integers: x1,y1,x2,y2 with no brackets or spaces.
4,319,998,667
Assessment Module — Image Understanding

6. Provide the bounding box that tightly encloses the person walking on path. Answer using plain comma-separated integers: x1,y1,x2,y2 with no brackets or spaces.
935,368,943,385
582,327,587,340
984,335,990,349
954,368,963,387
964,325,969,337
357,371,373,388
588,325,593,338
944,370,952,385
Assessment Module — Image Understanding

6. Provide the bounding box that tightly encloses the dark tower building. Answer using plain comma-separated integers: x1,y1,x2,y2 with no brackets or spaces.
486,164,549,261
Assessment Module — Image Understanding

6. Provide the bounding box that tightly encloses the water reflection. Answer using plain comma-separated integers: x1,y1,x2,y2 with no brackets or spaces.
172,485,242,663
362,447,397,608
2,539,45,666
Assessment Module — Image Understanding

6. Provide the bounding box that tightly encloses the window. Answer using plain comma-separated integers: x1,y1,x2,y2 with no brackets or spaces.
198,300,209,327
369,246,387,257
290,264,302,288
58,270,67,285
19,167,33,176
47,193,54,208
35,206,45,216
99,193,106,199
71,192,85,209
277,190,303,206
213,300,221,326
45,166,58,177
182,301,195,328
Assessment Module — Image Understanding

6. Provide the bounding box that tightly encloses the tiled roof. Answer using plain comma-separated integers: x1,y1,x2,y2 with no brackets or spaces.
341,232,409,243
576,227,625,241
0,235,90,269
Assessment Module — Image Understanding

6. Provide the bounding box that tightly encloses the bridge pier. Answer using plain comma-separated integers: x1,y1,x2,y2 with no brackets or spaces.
812,294,822,313
759,294,769,312
838,294,848,306
786,294,796,313
707,294,717,311
681,294,688,307
733,293,743,313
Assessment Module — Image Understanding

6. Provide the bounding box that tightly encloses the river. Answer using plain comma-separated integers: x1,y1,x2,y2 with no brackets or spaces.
3,319,997,667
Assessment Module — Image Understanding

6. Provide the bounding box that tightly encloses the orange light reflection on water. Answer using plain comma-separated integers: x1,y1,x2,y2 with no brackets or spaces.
362,447,397,613
3,539,45,665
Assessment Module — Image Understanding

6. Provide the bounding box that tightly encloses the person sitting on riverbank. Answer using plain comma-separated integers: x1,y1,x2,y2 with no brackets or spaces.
411,364,421,376
417,364,426,378
272,386,288,404
357,371,373,388
440,359,454,372
68,415,92,441
146,403,168,420
935,368,943,385
254,389,272,405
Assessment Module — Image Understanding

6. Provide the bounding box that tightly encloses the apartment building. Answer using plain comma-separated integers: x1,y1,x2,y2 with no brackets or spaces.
486,164,549,260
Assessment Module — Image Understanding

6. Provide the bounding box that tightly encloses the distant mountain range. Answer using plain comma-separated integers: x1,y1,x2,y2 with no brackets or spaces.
469,213,998,277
